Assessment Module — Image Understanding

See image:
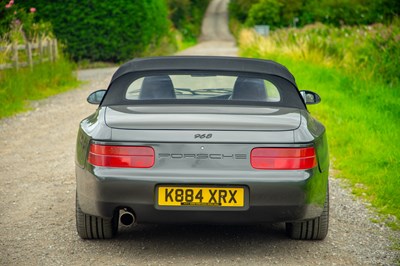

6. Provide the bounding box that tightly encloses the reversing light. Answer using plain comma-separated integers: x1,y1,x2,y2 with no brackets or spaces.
250,147,317,170
88,144,155,168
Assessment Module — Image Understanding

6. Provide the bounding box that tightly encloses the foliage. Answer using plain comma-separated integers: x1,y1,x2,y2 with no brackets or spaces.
167,0,210,42
0,5,53,67
229,0,400,28
228,0,259,23
279,0,303,27
239,26,400,226
0,1,79,119
10,0,213,62
245,0,283,29
301,0,400,26
16,0,172,62
229,0,303,28
0,58,79,118
0,0,17,37
0,0,213,118
0,0,51,41
239,22,400,85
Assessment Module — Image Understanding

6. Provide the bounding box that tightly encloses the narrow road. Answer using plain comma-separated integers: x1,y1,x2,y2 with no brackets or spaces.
177,0,237,56
0,0,398,265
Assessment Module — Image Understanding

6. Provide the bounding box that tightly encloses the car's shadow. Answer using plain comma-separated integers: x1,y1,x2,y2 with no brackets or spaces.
81,222,331,264
118,223,287,241
104,223,296,256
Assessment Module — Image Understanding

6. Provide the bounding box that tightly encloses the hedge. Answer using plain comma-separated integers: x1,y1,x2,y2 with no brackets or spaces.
17,0,171,62
229,0,400,28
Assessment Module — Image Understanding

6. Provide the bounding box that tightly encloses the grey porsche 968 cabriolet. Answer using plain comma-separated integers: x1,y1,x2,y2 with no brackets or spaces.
75,56,329,240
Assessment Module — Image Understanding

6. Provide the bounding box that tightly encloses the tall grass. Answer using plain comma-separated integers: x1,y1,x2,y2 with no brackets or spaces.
239,24,400,227
0,58,79,119
239,21,400,86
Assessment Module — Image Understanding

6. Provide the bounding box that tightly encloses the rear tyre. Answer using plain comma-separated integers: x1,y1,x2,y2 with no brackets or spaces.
76,196,117,239
286,189,329,240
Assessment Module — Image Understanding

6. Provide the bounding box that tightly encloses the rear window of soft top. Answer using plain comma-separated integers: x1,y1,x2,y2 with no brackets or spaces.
125,74,281,103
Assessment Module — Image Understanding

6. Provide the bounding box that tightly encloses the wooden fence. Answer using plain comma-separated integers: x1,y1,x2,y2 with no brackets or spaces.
0,38,58,70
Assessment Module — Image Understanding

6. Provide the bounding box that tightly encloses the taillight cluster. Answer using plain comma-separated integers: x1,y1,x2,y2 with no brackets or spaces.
250,147,317,170
88,144,316,170
88,144,155,168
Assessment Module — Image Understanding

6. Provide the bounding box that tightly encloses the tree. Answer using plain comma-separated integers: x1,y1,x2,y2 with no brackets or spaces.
16,0,171,62
245,0,283,29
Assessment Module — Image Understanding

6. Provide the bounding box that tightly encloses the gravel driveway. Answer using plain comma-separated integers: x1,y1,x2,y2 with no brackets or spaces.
0,0,398,265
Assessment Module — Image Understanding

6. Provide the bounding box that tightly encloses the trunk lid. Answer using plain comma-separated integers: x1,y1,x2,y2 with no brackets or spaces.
105,105,300,131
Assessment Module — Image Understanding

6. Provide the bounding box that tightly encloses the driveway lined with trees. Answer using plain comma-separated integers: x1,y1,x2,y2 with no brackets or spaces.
0,0,398,265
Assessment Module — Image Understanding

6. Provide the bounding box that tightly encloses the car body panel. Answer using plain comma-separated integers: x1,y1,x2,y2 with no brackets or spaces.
76,164,326,223
105,105,301,131
75,56,329,227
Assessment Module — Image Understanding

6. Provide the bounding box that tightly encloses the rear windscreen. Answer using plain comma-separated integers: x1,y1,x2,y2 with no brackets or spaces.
102,71,305,109
125,74,281,103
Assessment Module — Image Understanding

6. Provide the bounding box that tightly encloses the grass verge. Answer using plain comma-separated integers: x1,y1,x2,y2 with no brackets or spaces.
240,30,400,228
0,58,80,119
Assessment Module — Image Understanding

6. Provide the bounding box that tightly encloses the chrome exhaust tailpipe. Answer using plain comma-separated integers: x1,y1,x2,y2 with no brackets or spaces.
119,209,136,227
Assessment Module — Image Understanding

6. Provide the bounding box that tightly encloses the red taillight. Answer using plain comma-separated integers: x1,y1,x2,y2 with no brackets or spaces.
88,144,155,168
250,147,317,170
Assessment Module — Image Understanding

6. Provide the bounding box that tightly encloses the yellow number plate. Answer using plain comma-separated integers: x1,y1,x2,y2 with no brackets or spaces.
157,186,245,207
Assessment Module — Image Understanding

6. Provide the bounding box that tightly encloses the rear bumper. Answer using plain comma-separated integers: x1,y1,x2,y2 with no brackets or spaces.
76,165,328,223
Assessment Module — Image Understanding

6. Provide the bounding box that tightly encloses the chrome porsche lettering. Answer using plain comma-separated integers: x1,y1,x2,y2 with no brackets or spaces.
196,153,209,160
158,153,247,160
209,154,222,159
235,154,247,160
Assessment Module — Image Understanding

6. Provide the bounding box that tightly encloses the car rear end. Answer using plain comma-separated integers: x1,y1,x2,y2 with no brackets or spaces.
75,57,329,240
76,106,328,224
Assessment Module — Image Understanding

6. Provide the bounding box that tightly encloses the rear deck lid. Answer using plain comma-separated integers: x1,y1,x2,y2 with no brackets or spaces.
105,105,300,131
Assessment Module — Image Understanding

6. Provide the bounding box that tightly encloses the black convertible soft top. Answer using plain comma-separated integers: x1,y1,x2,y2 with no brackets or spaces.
111,56,297,86
102,56,306,109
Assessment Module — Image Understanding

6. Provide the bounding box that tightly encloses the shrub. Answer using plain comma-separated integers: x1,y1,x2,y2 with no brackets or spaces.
1,0,17,37
16,0,172,62
300,0,400,26
229,0,400,29
239,21,400,85
228,0,259,24
245,0,283,29
0,0,48,41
